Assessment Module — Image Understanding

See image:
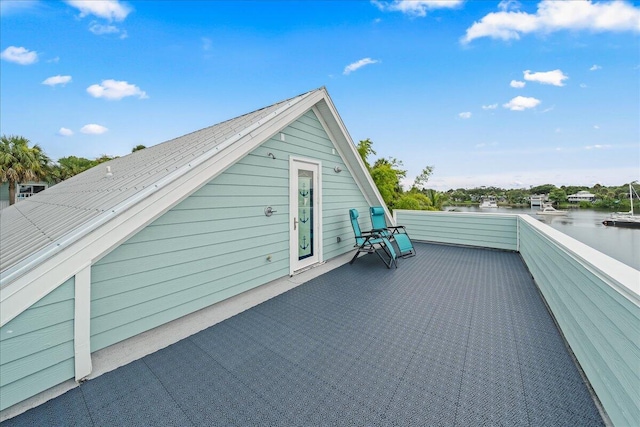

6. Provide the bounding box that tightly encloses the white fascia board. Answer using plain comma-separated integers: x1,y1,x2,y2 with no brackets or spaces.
0,90,322,327
518,214,640,306
312,94,392,224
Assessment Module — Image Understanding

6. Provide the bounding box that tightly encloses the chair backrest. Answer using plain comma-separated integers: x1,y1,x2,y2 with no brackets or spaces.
370,206,390,236
349,209,362,236
349,209,366,245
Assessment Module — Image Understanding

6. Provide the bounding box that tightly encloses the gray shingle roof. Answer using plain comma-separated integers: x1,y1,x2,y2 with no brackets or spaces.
0,89,317,278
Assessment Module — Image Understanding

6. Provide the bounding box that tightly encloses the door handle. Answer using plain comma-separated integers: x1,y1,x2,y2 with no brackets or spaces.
294,217,298,230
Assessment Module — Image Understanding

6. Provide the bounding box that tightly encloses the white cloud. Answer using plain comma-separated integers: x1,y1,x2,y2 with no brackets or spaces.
503,96,541,111
343,58,380,75
590,64,602,71
462,0,640,44
372,0,464,17
498,1,521,12
459,112,472,119
510,80,525,88
80,124,108,134
89,22,120,35
585,144,611,150
58,127,74,136
1,46,38,65
42,75,72,87
482,103,498,110
524,69,568,86
66,0,131,21
87,79,148,100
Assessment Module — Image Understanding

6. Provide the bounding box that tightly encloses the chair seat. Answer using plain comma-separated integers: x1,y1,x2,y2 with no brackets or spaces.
369,206,416,258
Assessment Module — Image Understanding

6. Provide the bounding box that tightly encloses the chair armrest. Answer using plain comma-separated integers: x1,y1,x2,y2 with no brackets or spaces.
388,225,406,234
359,230,383,239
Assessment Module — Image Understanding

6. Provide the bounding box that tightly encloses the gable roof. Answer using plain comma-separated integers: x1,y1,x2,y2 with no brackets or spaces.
0,87,390,326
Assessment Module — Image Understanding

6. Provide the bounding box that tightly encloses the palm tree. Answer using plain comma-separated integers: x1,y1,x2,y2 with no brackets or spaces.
424,189,446,210
0,135,50,205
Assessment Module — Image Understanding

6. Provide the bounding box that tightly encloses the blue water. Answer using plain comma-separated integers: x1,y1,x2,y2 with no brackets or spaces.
450,207,640,271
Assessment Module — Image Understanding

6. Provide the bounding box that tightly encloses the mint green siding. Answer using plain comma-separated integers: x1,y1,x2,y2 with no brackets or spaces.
0,183,8,202
0,278,75,411
90,110,369,351
518,219,640,427
394,210,518,251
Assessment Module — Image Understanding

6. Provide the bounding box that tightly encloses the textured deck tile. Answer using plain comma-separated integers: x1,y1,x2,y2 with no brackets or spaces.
3,243,605,426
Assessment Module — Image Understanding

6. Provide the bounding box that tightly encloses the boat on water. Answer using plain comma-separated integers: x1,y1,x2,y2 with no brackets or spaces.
536,204,568,216
479,197,498,208
603,183,640,228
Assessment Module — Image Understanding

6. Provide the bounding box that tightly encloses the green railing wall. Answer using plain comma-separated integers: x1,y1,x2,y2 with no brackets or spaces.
394,210,518,251
394,209,640,427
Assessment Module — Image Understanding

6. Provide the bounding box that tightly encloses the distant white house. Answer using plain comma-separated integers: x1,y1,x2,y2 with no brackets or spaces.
0,181,49,209
567,190,596,203
529,194,548,206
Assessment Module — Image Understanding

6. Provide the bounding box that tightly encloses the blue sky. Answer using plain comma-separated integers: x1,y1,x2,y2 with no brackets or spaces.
1,0,638,190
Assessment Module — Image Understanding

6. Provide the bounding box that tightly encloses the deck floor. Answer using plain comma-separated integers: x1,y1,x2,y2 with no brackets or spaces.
4,243,605,426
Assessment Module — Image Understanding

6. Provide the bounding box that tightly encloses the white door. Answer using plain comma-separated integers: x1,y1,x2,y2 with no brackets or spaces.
290,158,322,274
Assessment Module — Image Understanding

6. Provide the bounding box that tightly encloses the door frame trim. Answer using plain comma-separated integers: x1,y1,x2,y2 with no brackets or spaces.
289,156,323,276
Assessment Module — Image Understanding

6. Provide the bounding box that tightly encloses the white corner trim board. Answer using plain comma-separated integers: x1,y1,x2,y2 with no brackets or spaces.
74,264,92,381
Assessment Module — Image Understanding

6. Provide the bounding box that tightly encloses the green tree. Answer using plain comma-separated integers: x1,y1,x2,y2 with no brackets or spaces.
413,166,434,190
505,188,527,205
132,144,146,152
370,158,405,207
0,135,50,205
395,191,433,210
421,189,446,210
356,138,435,210
529,184,556,195
548,188,567,204
94,154,115,164
51,156,97,182
356,138,376,171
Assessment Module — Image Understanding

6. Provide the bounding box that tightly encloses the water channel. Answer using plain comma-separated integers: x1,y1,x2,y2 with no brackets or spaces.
447,207,640,271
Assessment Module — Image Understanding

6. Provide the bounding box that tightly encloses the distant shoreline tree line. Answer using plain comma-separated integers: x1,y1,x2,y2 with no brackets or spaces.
357,139,638,212
1,134,635,211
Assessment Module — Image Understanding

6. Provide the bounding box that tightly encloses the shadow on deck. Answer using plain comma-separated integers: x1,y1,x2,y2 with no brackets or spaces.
4,243,604,426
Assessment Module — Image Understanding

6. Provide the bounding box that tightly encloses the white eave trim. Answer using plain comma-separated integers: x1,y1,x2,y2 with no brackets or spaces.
0,89,327,327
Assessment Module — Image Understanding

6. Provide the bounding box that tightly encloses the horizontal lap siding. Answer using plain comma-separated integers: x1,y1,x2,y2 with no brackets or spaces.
518,220,640,427
90,110,369,351
0,278,75,411
395,210,518,251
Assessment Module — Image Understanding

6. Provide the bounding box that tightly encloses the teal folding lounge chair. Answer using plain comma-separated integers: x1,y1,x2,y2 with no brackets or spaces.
369,206,416,258
349,209,397,269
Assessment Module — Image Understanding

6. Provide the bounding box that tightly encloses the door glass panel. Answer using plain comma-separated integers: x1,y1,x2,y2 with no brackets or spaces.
298,169,313,260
